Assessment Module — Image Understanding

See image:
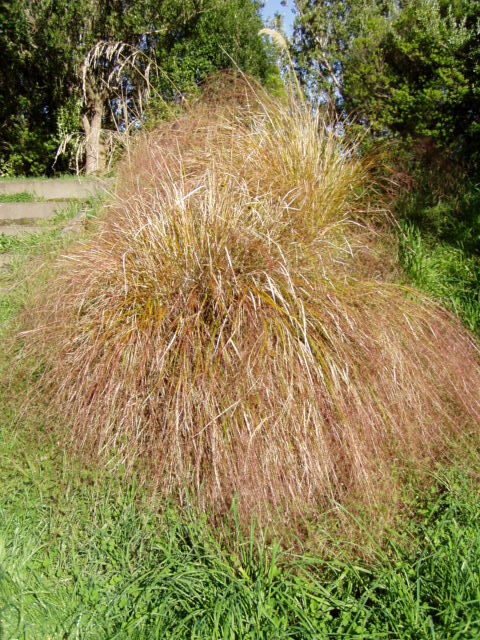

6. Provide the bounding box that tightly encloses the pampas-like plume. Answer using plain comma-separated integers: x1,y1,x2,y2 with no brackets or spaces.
259,28,288,52
259,28,304,102
21,80,480,525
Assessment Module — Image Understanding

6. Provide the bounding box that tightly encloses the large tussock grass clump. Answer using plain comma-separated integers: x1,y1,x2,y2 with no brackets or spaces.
23,84,480,522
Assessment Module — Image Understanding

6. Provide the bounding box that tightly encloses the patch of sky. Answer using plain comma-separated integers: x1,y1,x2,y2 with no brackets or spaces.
261,0,296,37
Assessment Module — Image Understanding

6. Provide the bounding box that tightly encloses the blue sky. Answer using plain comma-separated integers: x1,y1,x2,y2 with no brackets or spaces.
261,0,296,36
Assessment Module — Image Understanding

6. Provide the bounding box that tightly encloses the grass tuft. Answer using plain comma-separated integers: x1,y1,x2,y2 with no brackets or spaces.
17,85,480,527
0,191,37,203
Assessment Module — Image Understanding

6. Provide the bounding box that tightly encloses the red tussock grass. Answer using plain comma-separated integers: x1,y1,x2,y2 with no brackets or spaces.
20,82,480,525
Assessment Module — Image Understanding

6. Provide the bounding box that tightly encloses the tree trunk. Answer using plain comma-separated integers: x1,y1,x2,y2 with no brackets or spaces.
82,92,105,175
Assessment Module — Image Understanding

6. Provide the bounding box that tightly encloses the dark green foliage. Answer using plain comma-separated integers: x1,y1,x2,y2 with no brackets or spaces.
0,0,275,176
154,0,277,96
293,0,480,159
0,0,63,175
345,0,480,155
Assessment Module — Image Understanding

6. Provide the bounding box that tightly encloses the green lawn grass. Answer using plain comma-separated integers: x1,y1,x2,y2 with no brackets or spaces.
1,196,480,639
1,394,480,639
399,222,480,334
397,179,480,334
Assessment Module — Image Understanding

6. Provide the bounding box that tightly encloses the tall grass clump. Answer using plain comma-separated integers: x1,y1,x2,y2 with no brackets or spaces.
19,79,480,525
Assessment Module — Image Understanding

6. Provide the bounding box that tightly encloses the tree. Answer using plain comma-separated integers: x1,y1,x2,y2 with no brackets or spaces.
31,0,170,175
154,0,277,96
0,0,156,174
0,0,64,175
293,0,480,160
292,0,375,104
0,0,276,175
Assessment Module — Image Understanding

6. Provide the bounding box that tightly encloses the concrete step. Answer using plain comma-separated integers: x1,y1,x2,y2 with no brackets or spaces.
0,178,110,201
0,225,42,237
0,201,70,224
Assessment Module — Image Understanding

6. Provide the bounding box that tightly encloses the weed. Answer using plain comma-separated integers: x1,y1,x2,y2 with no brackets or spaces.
0,191,37,203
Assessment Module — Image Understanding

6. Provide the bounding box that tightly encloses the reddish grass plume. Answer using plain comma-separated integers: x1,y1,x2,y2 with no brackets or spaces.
21,80,480,524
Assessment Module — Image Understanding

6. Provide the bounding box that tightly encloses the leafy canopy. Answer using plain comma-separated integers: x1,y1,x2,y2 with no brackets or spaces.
0,0,277,175
293,0,480,157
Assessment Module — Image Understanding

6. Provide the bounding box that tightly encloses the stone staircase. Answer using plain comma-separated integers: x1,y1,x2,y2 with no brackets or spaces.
0,179,103,201
0,202,70,232
0,178,108,294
